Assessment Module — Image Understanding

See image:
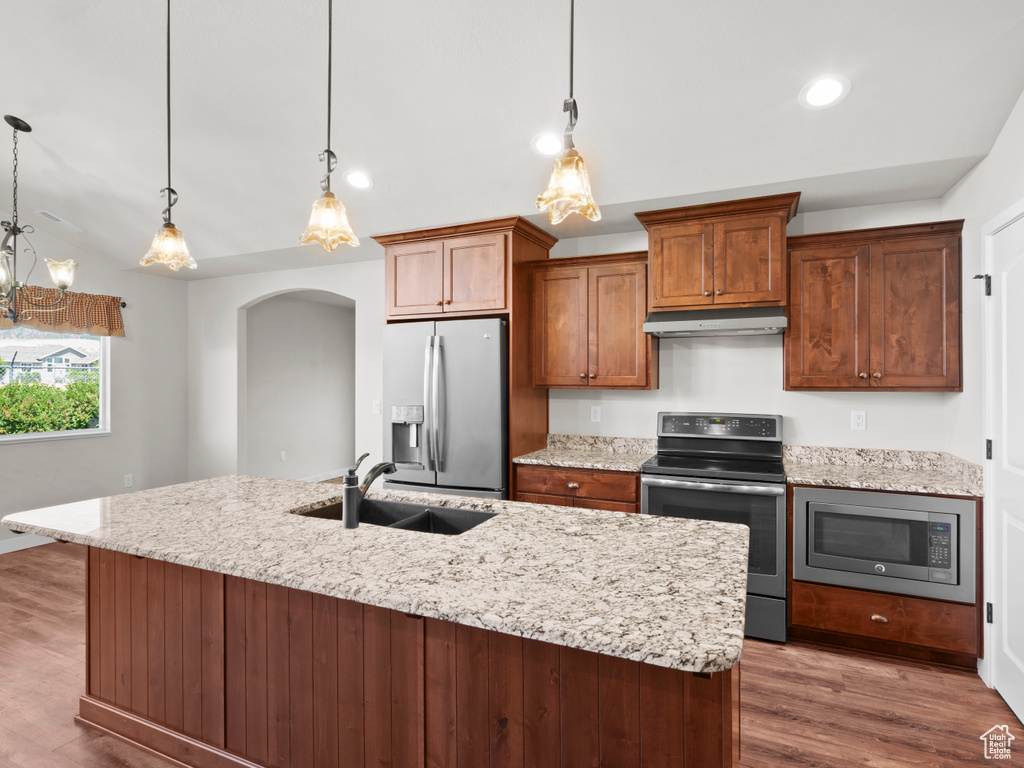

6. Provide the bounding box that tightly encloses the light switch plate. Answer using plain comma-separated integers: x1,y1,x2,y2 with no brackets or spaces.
851,410,866,431
124,473,133,488
590,405,601,423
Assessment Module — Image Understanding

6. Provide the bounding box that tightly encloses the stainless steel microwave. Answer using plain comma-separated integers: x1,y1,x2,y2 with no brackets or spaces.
793,487,976,603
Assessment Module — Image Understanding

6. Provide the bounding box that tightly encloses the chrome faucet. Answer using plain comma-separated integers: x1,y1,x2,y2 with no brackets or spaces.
341,453,397,528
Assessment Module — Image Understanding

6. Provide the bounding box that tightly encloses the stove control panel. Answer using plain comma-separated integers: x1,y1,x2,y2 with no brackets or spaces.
657,412,782,440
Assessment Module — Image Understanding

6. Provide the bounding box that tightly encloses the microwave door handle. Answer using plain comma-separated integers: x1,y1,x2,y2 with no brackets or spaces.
641,476,786,497
423,337,434,471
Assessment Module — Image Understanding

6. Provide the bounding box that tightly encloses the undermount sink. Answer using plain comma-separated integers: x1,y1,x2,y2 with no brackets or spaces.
299,498,496,535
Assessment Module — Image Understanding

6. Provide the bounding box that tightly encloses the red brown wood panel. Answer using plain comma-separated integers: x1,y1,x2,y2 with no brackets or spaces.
266,583,291,768
522,638,560,768
424,618,457,768
456,624,490,767
489,632,525,768
244,579,268,766
163,562,184,732
559,646,599,768
532,265,589,387
598,654,641,767
286,589,314,768
201,570,226,748
223,575,247,756
363,604,393,768
97,549,117,703
515,491,572,508
87,547,101,698
639,663,686,768
588,260,648,387
683,672,730,767
712,214,784,304
130,555,149,717
113,551,132,710
650,222,715,309
443,232,508,313
311,593,339,768
146,560,166,726
391,612,426,768
181,565,204,740
337,598,365,766
386,240,445,317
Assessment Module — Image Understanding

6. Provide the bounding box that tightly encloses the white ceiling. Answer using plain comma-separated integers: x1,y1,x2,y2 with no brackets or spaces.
3,0,1024,280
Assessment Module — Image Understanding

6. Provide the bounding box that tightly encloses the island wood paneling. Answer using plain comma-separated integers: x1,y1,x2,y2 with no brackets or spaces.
82,548,739,768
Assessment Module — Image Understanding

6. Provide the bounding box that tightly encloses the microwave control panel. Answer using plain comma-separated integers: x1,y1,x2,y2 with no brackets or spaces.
929,522,952,570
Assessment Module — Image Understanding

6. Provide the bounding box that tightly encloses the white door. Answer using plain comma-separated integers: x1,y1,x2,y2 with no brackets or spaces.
985,207,1024,720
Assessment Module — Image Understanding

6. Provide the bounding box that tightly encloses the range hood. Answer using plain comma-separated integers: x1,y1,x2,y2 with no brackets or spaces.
643,306,788,338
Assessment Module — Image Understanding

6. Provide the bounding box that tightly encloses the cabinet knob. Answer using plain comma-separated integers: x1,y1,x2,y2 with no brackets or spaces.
872,372,882,379
435,300,444,306
715,289,724,296
567,482,580,489
579,373,586,379
704,290,712,297
588,373,596,379
859,372,868,379
870,613,889,624
444,299,452,305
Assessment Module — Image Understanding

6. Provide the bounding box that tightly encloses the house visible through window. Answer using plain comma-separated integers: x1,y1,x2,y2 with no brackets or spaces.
0,326,108,439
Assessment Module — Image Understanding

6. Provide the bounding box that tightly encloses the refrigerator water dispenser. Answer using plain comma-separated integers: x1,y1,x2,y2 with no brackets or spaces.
390,405,425,467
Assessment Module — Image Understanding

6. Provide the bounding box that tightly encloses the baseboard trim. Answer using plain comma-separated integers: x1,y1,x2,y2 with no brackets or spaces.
0,533,54,555
300,467,347,482
77,696,260,768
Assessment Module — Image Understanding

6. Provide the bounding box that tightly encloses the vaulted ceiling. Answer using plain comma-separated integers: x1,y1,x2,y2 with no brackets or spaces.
4,0,1024,279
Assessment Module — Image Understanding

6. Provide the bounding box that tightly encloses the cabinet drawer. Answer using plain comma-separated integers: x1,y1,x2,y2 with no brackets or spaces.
516,492,573,508
576,498,638,514
515,465,638,503
790,581,978,655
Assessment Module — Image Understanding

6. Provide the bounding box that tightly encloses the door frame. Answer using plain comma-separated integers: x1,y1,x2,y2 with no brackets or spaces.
979,196,1024,688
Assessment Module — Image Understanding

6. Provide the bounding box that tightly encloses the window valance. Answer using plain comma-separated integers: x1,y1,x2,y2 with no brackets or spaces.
0,288,125,337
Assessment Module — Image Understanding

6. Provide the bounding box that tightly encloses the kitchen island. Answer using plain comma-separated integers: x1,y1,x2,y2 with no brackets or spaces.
2,475,748,768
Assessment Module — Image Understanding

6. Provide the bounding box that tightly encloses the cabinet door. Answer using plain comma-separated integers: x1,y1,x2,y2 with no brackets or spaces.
386,241,444,316
588,262,648,388
532,267,588,387
712,214,786,305
442,234,507,313
786,243,871,389
649,222,714,308
869,235,961,390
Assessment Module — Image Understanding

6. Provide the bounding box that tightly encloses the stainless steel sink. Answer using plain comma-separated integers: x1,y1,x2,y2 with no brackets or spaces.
299,498,496,535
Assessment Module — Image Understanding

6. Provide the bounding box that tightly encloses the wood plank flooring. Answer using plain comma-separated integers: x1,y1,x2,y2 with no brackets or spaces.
0,542,1018,767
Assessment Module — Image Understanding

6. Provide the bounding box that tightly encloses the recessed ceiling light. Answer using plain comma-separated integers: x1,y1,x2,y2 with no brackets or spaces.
345,170,373,189
799,75,851,109
531,132,563,156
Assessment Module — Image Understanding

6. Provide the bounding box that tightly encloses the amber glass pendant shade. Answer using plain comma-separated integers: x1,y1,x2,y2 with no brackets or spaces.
299,190,360,251
140,223,197,271
536,147,601,225
44,258,79,289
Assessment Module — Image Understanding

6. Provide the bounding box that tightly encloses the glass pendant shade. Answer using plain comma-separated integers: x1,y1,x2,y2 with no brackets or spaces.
0,256,10,289
299,190,360,251
536,147,601,225
45,258,78,289
140,223,197,271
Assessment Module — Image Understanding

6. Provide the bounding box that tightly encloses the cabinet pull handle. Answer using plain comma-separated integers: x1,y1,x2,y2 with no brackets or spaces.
445,299,452,305
567,482,580,489
873,372,882,379
859,372,868,379
715,289,724,296
704,290,712,297
435,300,444,306
588,373,596,379
870,613,889,624
579,373,586,379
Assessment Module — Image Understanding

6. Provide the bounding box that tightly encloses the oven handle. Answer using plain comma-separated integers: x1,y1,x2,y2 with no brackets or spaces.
641,476,786,497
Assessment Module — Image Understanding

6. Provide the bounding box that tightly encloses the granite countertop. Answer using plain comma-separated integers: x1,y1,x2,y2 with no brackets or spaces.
1,475,748,674
514,434,656,472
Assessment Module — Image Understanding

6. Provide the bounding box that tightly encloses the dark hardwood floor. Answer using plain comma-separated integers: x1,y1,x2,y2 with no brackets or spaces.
0,542,1018,767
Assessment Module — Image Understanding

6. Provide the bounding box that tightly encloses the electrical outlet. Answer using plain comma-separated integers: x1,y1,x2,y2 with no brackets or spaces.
372,400,382,415
590,405,601,423
280,451,287,462
124,473,133,488
851,410,866,431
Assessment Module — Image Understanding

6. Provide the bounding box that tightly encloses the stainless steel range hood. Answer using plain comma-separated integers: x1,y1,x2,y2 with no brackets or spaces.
643,306,787,338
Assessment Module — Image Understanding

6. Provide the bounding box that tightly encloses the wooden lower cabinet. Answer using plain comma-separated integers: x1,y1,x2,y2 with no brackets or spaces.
516,464,641,513
82,547,739,768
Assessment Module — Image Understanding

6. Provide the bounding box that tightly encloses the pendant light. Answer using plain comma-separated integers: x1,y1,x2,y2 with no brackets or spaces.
536,0,601,225
299,0,359,251
140,0,196,272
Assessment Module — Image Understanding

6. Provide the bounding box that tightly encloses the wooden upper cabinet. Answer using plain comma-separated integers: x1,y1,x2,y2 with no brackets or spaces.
532,253,657,390
786,221,963,392
637,193,800,310
374,217,556,321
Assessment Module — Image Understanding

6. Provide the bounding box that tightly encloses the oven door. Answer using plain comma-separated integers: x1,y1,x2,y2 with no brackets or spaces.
641,475,786,598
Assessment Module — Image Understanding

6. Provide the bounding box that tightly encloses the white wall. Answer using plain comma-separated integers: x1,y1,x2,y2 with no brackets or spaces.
244,293,355,480
0,224,189,551
187,259,384,480
547,198,964,451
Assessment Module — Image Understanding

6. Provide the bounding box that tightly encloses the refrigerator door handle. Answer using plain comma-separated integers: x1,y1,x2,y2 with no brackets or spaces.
423,337,435,471
431,336,445,471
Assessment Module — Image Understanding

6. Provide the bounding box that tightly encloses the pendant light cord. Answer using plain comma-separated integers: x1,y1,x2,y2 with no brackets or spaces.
327,0,332,157
569,0,574,100
563,0,578,149
166,0,172,196
11,127,18,227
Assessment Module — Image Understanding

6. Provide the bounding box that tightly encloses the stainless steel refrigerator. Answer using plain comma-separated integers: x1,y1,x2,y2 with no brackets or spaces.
382,318,508,498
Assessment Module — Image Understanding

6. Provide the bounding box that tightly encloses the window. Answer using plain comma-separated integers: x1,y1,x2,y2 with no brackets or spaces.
0,326,109,442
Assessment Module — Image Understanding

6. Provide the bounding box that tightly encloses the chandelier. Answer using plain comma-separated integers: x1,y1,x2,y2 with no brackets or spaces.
1,115,79,324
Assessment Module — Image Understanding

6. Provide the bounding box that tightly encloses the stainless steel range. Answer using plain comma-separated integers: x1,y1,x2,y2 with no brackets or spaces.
641,412,787,642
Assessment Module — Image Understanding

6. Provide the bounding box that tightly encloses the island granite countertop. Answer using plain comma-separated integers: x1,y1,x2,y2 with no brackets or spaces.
1,475,748,674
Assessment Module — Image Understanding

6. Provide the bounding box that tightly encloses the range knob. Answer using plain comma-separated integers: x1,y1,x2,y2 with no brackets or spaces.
874,564,886,573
